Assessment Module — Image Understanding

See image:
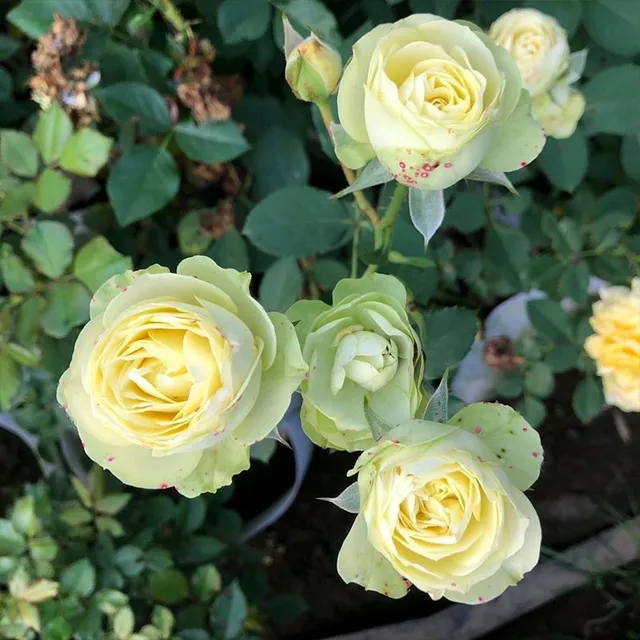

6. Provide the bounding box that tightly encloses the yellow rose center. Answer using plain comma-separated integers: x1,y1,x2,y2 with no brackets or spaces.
87,304,232,447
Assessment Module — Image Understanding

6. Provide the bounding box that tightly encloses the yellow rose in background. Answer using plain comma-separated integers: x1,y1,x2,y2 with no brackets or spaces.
336,14,544,190
531,89,585,139
338,403,542,603
585,278,640,413
489,8,569,98
57,257,307,495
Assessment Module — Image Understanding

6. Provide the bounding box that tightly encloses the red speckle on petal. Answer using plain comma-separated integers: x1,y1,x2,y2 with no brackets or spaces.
391,440,400,445
522,427,529,432
420,172,429,177
478,456,485,463
532,452,539,458
399,161,406,169
444,162,453,168
473,426,482,435
392,173,399,179
520,161,527,167
81,441,86,448
106,456,115,463
159,483,170,490
403,579,412,587
451,582,457,587
422,163,432,171
62,403,68,410
478,597,485,603
122,287,128,293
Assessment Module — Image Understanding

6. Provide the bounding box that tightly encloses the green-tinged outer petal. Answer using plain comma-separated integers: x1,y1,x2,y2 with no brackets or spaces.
448,402,543,491
176,437,250,497
286,299,330,348
443,491,541,604
90,265,169,318
77,420,202,490
338,24,393,144
177,256,277,368
333,273,408,307
479,90,546,173
332,123,376,170
337,513,408,598
232,312,307,444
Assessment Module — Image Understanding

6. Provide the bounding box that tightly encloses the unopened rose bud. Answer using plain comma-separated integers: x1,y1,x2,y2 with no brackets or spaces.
283,16,342,103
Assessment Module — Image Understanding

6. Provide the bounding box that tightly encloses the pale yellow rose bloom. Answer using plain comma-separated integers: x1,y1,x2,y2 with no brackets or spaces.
531,89,585,139
490,8,569,97
336,14,544,189
585,278,640,412
338,403,542,603
57,257,307,495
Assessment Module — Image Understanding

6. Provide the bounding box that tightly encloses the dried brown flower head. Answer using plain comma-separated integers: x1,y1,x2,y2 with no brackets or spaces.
483,336,524,370
199,200,236,240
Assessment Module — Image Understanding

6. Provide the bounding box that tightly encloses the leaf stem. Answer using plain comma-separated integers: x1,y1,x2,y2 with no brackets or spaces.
316,101,380,227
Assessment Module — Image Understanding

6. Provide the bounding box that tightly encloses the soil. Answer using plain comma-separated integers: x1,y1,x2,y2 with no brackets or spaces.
239,373,640,640
0,428,43,513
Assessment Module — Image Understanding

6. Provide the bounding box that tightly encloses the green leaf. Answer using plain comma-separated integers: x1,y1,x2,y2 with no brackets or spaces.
334,159,393,198
149,568,190,605
0,67,13,101
545,344,581,373
61,558,96,598
33,103,73,164
6,342,39,367
268,594,307,624
465,168,517,193
1,244,35,293
175,120,249,164
107,145,180,225
572,376,605,424
0,519,26,555
249,126,310,198
495,373,524,399
178,211,214,256
113,607,135,639
621,135,640,182
60,505,92,526
152,605,175,637
192,565,222,601
244,186,351,258
0,351,21,410
527,298,573,342
41,282,90,338
207,228,249,272
95,82,172,134
175,498,207,534
583,0,640,57
210,581,248,640
524,0,582,36
0,35,20,61
516,395,546,429
33,169,71,213
250,438,277,463
16,296,46,347
583,65,640,136
424,369,449,423
486,223,530,290
423,307,477,379
73,236,133,292
1,131,38,177
538,129,588,193
95,493,131,516
217,0,271,44
558,262,590,305
21,221,74,278
176,535,225,564
115,545,145,577
408,188,445,248
444,191,486,233
0,182,35,220
258,256,303,312
60,128,113,177
523,362,555,399
542,213,581,255
310,259,349,292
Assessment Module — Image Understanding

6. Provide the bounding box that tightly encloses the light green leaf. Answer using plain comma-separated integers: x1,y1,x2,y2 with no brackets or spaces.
16,296,46,347
33,169,71,213
0,349,21,410
113,606,135,639
33,103,73,164
331,122,375,169
61,558,96,598
209,580,248,640
73,236,133,292
149,568,190,605
319,482,360,513
466,168,517,194
259,256,303,312
424,369,449,423
175,120,249,164
0,244,35,293
523,362,555,399
583,65,640,136
538,129,588,193
41,282,90,338
95,493,131,516
0,182,35,220
60,128,113,177
107,145,180,225
244,186,351,258
95,82,172,134
0,519,26,555
217,0,271,44
21,220,74,278
192,565,222,601
408,188,444,248
177,210,214,256
1,131,38,177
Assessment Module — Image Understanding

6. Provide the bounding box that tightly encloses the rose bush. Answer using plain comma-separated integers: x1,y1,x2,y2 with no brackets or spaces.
57,256,307,495
338,403,542,603
334,13,545,190
287,273,426,452
585,278,640,413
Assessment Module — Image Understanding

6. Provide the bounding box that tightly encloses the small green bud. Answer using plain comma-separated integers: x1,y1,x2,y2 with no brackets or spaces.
283,16,342,103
